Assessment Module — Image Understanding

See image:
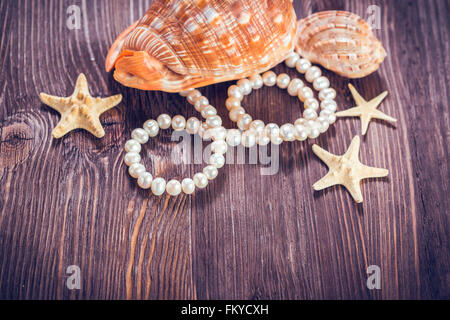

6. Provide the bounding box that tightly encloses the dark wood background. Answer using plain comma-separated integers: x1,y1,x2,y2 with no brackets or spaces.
0,0,448,300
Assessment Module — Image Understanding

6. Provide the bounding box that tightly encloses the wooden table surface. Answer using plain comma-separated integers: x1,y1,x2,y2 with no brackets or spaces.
0,0,448,300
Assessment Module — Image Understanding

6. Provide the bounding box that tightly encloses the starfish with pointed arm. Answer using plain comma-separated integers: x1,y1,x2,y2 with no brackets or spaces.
312,136,389,203
335,84,397,135
40,73,122,138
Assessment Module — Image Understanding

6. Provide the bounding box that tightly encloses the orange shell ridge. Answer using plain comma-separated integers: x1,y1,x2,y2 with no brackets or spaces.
296,11,387,79
106,0,297,92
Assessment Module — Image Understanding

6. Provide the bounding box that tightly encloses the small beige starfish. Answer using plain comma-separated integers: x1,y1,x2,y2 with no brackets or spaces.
336,84,397,135
40,73,122,138
312,136,389,203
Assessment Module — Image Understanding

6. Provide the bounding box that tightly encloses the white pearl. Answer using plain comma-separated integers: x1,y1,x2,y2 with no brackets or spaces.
229,107,245,122
226,129,241,147
287,78,304,96
143,119,159,137
264,123,280,139
210,126,227,141
181,178,195,194
194,96,209,112
193,173,208,189
166,180,182,196
294,124,308,141
237,79,252,95
249,120,265,135
241,131,256,148
303,108,318,120
186,117,200,134
157,114,171,129
257,135,270,146
187,90,201,104
304,98,320,111
321,99,337,112
172,115,186,131
327,114,337,124
137,172,153,189
276,73,291,89
205,115,222,128
285,52,300,68
313,76,330,91
319,88,337,101
228,85,243,100
179,89,194,97
296,58,311,73
125,139,141,153
151,178,166,196
226,97,241,111
201,105,217,119
271,135,283,145
237,114,252,131
210,153,225,168
262,71,277,86
294,118,307,126
131,128,149,144
124,152,141,166
320,109,333,119
308,128,320,139
128,163,145,179
305,66,322,82
298,87,314,102
249,74,263,89
198,122,212,140
211,140,228,154
203,165,219,180
279,124,296,142
317,117,330,133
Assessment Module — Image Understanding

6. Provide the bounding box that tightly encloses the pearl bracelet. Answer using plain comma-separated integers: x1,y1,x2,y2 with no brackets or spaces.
226,53,338,145
181,53,338,149
124,114,226,195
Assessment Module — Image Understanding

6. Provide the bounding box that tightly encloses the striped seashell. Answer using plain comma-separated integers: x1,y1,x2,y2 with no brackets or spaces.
106,0,297,92
296,11,387,78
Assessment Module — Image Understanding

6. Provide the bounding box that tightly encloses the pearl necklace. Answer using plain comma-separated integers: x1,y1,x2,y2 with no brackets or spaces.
125,53,338,194
124,114,227,196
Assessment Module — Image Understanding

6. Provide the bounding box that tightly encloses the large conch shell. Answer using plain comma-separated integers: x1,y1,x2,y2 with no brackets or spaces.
296,11,386,78
106,0,297,92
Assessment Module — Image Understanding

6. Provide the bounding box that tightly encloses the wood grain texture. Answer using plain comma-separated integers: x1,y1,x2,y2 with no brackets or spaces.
0,0,448,300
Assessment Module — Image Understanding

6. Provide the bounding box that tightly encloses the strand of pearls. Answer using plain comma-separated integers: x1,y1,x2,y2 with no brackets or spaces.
124,114,226,195
226,52,337,145
180,53,337,150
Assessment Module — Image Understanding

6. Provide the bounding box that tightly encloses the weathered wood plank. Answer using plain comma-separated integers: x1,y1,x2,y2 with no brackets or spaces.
0,0,448,300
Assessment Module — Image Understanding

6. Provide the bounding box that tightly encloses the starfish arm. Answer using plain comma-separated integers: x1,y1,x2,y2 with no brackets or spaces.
85,114,106,138
72,73,91,99
344,136,361,160
358,164,389,179
313,172,340,191
40,93,70,114
335,106,363,118
370,109,398,123
367,91,388,109
348,84,367,106
312,144,340,167
96,94,123,114
343,179,364,203
52,118,78,139
360,114,372,135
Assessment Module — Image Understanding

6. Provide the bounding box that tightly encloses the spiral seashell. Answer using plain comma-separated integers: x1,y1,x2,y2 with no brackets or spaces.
296,11,387,78
106,0,297,92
